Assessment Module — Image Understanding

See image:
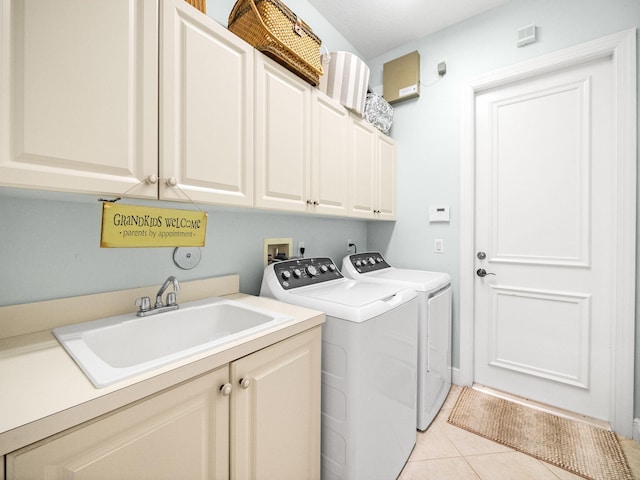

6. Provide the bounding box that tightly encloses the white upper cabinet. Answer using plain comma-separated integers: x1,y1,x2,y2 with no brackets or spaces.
0,0,395,219
254,54,311,212
349,115,396,220
0,0,158,198
159,0,254,206
310,92,349,216
376,132,397,220
254,56,351,217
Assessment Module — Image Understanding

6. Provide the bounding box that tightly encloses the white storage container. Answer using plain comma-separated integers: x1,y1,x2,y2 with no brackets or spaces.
319,51,370,115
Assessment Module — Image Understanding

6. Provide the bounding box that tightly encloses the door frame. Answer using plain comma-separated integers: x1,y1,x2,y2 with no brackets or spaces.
458,29,637,436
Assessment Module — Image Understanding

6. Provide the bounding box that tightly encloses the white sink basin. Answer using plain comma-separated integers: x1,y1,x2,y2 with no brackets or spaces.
53,297,293,388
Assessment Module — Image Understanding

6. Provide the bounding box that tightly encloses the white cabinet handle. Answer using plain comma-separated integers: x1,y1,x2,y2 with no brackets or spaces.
220,383,232,396
145,174,158,184
166,177,178,187
239,377,251,389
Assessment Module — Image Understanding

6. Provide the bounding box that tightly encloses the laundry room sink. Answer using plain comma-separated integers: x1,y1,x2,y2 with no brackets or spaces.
53,297,293,388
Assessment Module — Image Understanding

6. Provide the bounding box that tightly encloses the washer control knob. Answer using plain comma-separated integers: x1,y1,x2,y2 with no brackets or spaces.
328,264,337,272
292,268,302,278
306,265,318,277
376,257,383,263
281,270,291,280
367,257,376,266
320,265,328,273
355,260,362,267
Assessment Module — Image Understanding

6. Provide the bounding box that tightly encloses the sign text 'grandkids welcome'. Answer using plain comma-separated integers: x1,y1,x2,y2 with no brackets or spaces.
101,203,207,248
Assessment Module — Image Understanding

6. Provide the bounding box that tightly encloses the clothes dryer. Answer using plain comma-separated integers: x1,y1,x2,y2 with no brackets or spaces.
342,252,452,431
261,257,418,480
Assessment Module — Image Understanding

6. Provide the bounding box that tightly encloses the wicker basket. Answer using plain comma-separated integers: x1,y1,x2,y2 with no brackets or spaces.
184,0,206,14
228,0,323,86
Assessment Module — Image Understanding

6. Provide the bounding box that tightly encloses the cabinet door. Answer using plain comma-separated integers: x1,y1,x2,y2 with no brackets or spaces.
7,367,230,480
310,92,349,216
0,0,158,198
160,0,254,206
231,327,321,480
254,55,311,212
348,116,377,218
376,133,397,220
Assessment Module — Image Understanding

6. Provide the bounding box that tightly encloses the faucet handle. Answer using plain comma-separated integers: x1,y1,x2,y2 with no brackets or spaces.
135,296,151,312
166,292,178,307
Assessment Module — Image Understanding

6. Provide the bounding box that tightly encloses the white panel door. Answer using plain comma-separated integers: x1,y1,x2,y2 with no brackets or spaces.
474,55,615,420
0,0,158,198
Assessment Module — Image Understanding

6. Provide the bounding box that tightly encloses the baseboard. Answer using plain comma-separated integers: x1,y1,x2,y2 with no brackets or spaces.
452,367,468,386
633,418,640,443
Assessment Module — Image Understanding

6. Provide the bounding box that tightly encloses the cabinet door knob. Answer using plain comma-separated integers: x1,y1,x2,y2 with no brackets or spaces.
166,177,178,187
145,174,158,184
220,383,232,396
239,377,251,389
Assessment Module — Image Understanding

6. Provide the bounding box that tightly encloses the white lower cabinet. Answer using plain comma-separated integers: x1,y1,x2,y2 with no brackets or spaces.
7,367,230,480
231,326,321,480
6,327,321,480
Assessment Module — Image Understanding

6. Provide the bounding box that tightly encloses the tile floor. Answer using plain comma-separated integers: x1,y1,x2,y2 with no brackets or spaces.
399,385,640,480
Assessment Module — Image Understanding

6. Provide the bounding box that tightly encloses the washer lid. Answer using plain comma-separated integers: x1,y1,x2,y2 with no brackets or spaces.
355,267,451,292
290,278,405,307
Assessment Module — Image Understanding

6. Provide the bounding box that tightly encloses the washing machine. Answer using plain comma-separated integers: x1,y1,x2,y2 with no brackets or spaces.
342,252,452,431
260,257,418,480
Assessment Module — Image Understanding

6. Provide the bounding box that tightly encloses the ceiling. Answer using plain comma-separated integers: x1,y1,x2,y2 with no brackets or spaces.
306,0,511,59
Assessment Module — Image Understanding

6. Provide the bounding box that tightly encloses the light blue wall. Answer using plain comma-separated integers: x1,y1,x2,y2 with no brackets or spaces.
365,0,640,418
0,188,367,305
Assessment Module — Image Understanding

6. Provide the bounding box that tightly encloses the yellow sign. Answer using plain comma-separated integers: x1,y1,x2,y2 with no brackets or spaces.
101,203,207,248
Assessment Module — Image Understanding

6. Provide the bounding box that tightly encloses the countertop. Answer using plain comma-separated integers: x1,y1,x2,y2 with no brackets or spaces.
0,286,324,455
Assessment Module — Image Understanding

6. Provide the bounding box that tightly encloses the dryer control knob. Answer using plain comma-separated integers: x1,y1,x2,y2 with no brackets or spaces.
367,257,376,265
292,268,302,278
320,265,328,273
281,270,291,280
328,264,337,272
306,265,318,277
355,260,362,267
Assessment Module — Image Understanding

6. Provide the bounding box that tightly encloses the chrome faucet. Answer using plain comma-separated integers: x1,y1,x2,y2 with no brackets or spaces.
135,276,180,317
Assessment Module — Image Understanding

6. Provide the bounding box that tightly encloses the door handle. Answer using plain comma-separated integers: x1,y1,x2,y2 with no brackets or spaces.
476,268,496,277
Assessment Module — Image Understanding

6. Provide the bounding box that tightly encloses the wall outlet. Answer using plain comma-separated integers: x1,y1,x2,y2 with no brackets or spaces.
434,239,444,253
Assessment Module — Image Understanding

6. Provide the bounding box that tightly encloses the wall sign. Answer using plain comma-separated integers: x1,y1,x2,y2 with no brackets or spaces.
101,203,207,248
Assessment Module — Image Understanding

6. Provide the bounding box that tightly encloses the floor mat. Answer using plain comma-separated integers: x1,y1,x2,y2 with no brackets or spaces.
448,387,634,480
